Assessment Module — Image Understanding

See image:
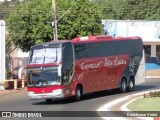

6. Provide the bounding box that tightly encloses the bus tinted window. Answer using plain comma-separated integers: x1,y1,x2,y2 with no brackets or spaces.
108,40,142,55
74,39,142,59
74,44,86,59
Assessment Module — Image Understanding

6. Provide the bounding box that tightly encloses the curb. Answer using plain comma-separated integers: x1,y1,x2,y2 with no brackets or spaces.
97,88,160,120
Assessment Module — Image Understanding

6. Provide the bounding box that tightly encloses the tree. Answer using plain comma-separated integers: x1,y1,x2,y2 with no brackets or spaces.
7,0,103,52
94,0,160,20
7,0,53,52
57,0,103,39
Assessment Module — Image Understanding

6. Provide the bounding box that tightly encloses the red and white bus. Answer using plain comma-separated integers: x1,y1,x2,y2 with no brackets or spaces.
26,35,145,103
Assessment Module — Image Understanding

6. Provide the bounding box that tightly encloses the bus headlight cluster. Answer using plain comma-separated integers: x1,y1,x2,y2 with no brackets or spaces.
52,89,64,97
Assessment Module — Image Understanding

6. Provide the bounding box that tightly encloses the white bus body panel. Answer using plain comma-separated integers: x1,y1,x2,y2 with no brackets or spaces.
135,50,145,85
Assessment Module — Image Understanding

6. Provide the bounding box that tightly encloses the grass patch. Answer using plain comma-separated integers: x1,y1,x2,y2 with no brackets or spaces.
127,97,160,111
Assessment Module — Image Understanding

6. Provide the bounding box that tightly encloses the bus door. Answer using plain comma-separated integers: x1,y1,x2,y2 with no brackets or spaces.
61,43,74,97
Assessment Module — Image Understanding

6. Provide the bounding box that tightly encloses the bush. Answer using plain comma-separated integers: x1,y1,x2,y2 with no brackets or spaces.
144,93,149,98
5,70,12,80
144,90,160,98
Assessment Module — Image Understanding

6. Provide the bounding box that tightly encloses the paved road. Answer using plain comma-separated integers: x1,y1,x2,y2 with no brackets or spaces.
0,78,159,120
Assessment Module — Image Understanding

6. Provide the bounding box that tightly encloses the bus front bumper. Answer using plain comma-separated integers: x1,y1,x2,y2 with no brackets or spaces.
28,89,64,100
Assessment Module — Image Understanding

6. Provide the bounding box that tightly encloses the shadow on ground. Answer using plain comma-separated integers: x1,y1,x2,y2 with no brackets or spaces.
31,83,157,105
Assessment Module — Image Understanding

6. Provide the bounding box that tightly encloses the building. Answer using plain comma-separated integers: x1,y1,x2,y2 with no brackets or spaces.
102,20,160,68
8,49,29,79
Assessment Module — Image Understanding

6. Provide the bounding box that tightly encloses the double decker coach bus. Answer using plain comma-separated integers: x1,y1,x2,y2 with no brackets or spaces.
26,35,145,103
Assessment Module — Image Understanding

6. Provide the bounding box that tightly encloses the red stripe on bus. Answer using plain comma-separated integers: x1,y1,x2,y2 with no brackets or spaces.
27,62,62,68
27,85,63,94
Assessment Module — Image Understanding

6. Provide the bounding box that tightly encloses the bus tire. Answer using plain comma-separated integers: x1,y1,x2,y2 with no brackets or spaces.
75,86,82,101
127,77,135,92
46,99,52,104
120,78,127,93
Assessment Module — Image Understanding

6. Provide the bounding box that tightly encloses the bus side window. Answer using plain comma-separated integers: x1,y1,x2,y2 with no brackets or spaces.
62,43,74,84
74,44,86,59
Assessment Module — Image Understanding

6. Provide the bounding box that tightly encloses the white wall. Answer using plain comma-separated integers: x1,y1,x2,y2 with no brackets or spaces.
103,20,160,42
103,20,160,61
18,49,29,58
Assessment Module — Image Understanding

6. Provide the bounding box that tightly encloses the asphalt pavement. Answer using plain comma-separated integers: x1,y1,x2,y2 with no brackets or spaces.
0,78,160,120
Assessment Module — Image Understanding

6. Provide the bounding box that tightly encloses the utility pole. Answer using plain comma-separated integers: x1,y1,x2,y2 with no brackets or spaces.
52,0,79,41
52,0,58,41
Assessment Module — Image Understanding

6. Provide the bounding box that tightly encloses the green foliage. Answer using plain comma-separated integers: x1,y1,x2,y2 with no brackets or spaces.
0,2,16,20
7,0,102,52
7,0,159,52
5,70,12,80
57,0,102,39
7,0,53,52
94,0,160,20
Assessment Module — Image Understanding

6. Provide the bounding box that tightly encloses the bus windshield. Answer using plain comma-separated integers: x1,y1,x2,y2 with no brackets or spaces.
27,67,61,87
29,47,61,64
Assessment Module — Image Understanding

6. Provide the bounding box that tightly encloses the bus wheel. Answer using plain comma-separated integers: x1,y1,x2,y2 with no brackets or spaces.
120,78,127,93
127,77,134,92
75,86,82,101
46,99,52,104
